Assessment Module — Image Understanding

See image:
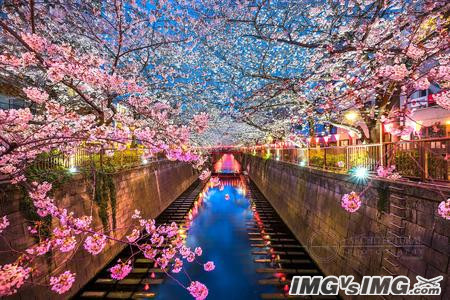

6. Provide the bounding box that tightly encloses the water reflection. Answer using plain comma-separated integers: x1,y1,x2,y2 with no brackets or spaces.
153,176,277,299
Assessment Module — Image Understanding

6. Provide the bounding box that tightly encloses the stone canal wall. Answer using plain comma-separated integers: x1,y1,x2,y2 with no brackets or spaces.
240,154,450,299
0,160,197,300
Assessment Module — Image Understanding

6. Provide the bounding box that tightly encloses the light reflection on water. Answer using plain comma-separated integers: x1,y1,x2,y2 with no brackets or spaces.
152,178,278,299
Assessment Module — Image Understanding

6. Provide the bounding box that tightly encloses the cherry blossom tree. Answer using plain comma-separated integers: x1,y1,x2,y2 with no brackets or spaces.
0,1,214,297
194,0,449,141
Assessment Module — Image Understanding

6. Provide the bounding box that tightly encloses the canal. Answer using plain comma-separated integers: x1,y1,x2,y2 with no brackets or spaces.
77,161,332,299
153,177,279,299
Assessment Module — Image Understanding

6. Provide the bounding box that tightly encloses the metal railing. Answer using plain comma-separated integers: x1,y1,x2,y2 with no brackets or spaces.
31,148,159,171
244,137,449,182
384,138,449,181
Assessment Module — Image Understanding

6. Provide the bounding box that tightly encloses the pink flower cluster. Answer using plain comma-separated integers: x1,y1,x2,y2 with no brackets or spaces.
413,77,430,90
28,182,57,217
23,87,49,104
172,258,183,273
437,199,450,220
376,165,401,180
187,281,209,300
378,64,409,81
406,45,425,60
0,216,9,233
203,261,215,271
192,112,209,133
341,192,361,213
50,271,76,294
0,263,31,296
109,260,132,280
433,91,450,110
126,229,140,243
84,234,107,255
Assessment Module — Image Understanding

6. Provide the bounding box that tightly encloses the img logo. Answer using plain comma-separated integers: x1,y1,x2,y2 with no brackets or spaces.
289,275,443,296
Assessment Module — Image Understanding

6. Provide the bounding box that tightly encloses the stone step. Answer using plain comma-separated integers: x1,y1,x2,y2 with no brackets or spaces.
80,291,107,298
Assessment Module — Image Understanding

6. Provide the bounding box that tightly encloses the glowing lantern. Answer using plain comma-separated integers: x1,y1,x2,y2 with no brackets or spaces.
344,110,359,123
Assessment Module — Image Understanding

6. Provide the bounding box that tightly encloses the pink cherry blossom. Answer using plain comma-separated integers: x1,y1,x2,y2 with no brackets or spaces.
142,244,157,260
437,199,450,220
50,271,76,294
377,165,401,180
84,234,107,255
194,247,203,256
433,91,450,110
156,257,169,269
109,260,132,280
23,87,49,104
126,229,140,243
187,281,209,300
163,247,177,260
341,192,361,213
413,78,430,90
0,216,9,233
203,261,215,272
0,263,31,296
56,236,77,252
187,252,196,263
131,210,141,219
172,258,183,273
192,112,209,133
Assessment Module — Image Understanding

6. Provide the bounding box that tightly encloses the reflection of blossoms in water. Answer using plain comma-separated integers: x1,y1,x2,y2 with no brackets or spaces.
438,199,450,220
210,176,220,186
341,192,361,213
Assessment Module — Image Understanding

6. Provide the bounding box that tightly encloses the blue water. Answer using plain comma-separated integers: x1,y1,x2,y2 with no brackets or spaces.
153,183,277,299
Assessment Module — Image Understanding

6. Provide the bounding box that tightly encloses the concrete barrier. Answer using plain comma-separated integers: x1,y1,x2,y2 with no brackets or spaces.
240,154,450,299
0,160,197,299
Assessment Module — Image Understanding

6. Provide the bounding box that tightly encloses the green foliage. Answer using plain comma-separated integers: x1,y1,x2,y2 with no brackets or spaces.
309,149,324,168
377,181,390,213
92,169,117,231
393,150,420,178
